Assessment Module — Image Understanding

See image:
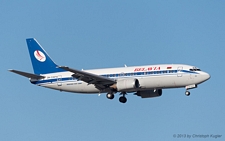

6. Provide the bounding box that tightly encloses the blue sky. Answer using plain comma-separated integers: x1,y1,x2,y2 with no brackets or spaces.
1,1,224,140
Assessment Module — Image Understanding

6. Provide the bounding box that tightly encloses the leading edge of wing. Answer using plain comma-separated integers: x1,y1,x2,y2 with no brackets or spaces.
58,66,116,85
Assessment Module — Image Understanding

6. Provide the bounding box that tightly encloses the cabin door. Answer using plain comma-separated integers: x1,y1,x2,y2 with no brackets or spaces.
177,66,183,77
57,75,62,86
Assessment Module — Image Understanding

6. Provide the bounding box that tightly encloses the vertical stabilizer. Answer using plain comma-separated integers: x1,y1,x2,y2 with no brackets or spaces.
26,38,65,74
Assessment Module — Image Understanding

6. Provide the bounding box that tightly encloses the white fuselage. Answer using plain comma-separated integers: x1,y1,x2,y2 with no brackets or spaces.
31,64,210,94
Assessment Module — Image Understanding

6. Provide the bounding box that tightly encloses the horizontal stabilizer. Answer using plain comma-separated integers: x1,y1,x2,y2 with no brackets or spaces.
8,69,45,79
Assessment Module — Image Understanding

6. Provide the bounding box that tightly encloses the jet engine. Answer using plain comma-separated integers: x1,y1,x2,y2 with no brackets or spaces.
136,89,162,98
116,78,140,91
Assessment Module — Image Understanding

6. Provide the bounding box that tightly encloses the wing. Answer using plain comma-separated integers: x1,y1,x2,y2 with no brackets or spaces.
58,66,116,90
8,69,45,79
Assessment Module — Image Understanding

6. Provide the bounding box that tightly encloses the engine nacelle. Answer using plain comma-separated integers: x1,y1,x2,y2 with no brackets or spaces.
116,78,140,91
136,89,162,98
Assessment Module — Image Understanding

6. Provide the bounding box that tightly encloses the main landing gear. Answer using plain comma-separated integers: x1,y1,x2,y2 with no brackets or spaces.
119,96,127,103
106,92,127,103
119,92,127,103
106,93,114,99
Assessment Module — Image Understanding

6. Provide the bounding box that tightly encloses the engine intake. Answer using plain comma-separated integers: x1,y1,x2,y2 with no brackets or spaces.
116,78,140,91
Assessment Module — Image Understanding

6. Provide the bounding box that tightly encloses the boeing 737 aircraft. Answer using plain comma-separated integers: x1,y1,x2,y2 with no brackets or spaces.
9,38,210,103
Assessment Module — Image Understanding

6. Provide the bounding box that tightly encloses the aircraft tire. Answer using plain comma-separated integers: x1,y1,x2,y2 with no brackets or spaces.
185,91,190,96
106,93,114,99
119,96,127,103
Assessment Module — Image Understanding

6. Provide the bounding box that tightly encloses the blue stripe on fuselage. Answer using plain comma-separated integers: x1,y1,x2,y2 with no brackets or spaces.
31,70,199,85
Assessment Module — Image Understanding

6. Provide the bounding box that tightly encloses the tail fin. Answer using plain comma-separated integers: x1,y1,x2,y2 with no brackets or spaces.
26,38,66,74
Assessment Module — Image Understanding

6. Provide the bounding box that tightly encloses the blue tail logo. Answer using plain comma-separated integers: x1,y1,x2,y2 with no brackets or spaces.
26,38,66,74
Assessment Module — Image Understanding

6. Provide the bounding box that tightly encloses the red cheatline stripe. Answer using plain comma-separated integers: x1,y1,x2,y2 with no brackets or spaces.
36,50,44,60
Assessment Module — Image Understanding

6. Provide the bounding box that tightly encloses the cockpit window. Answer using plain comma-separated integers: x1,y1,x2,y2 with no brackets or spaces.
190,67,201,71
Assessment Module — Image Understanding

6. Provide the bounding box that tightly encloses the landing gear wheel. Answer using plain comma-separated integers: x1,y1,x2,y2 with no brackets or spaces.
119,96,127,103
185,91,190,96
106,93,114,99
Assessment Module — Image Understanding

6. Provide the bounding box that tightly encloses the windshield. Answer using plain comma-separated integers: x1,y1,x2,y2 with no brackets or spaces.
190,67,201,71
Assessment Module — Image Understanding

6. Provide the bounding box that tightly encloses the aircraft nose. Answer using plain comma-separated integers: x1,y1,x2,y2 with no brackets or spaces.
202,72,210,81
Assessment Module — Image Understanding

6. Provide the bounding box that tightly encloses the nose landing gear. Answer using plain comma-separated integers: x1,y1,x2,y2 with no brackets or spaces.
185,84,197,96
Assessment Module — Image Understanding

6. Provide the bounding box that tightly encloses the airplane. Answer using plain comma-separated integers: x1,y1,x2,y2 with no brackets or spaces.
9,38,210,103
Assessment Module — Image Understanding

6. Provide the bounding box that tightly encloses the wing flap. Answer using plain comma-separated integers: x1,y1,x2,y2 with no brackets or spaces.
8,69,45,79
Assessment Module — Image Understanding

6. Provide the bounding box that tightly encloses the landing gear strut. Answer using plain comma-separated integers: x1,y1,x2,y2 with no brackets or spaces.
119,92,127,103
